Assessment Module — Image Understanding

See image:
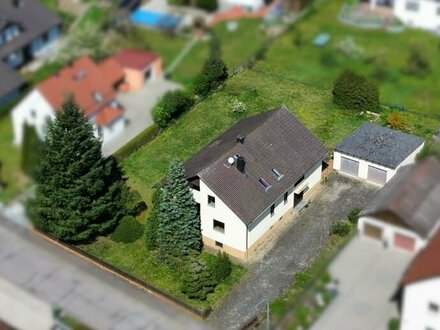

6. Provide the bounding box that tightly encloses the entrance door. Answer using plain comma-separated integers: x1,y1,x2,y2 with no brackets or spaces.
294,191,304,207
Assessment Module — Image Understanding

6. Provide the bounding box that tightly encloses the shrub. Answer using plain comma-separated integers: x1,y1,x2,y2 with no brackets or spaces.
196,0,218,12
333,70,379,113
114,124,160,161
387,112,405,130
320,49,338,67
388,318,400,330
21,124,42,179
194,57,228,97
230,98,246,115
335,36,364,59
145,188,162,250
330,220,351,237
347,207,361,225
207,251,232,282
153,90,194,128
416,143,440,162
293,29,303,47
181,257,217,300
294,271,312,289
404,48,430,77
121,186,147,216
110,216,144,243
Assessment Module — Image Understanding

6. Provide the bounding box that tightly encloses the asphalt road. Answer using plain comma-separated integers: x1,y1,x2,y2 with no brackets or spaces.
0,217,207,330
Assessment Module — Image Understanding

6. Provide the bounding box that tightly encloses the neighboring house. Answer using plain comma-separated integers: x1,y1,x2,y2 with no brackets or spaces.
0,0,61,103
399,227,440,330
184,107,328,259
358,157,440,253
333,123,424,186
219,0,265,11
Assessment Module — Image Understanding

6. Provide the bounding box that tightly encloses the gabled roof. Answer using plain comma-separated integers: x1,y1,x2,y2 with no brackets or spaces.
0,61,24,98
335,123,424,169
112,49,159,70
401,227,440,286
360,157,440,237
37,56,124,121
0,0,61,60
184,107,328,225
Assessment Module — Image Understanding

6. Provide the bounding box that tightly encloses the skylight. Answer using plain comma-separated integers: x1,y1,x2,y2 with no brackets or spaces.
271,168,284,180
258,177,271,191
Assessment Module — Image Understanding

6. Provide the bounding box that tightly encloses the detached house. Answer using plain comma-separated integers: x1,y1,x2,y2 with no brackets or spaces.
0,0,61,103
184,107,328,259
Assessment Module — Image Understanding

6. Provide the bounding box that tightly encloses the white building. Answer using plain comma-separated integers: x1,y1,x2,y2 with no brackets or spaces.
184,107,328,259
393,0,440,32
358,156,440,253
399,228,440,330
333,122,424,186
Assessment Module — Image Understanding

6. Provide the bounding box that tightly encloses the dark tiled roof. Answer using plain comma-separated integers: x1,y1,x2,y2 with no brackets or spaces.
401,227,440,286
335,123,424,169
0,61,24,98
185,107,328,225
0,0,61,60
360,157,440,238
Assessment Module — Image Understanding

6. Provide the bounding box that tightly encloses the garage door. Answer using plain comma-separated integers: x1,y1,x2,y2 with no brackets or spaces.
394,233,415,252
340,157,359,176
363,223,383,240
367,165,387,185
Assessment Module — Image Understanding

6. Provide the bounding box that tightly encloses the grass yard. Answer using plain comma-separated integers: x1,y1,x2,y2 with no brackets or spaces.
81,232,246,311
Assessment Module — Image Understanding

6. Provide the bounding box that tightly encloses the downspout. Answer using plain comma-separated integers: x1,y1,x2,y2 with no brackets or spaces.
246,224,249,258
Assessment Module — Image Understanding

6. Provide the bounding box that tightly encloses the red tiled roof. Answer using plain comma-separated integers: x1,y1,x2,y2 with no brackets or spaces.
37,56,124,118
401,227,440,286
112,49,159,70
95,106,124,126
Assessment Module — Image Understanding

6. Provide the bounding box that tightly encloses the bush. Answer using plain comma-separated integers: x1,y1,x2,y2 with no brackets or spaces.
388,318,400,330
294,271,312,289
207,251,232,282
416,143,440,162
347,207,361,225
121,186,147,216
404,48,430,77
145,188,162,250
196,0,218,12
320,49,338,67
110,216,144,243
21,124,42,179
333,70,379,113
230,98,246,115
194,57,228,97
387,112,405,130
114,124,160,161
330,220,351,237
335,37,364,59
181,257,217,300
153,90,194,128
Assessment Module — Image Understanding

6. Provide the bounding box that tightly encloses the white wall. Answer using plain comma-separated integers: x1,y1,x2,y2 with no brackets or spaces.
358,216,427,252
394,0,440,32
0,276,55,330
11,89,55,145
219,0,264,11
401,278,440,330
333,143,424,186
101,117,126,146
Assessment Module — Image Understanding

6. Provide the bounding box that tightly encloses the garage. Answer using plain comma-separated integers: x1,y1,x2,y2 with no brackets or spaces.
394,233,415,252
340,157,359,176
367,165,387,185
363,223,383,240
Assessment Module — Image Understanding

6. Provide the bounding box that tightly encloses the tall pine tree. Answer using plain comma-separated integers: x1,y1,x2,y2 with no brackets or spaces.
32,98,123,242
157,160,202,256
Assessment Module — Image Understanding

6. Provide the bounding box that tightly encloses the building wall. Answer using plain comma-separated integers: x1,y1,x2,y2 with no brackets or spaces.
11,89,55,145
123,58,163,91
101,117,126,145
333,143,424,185
401,278,440,330
0,276,55,330
358,216,427,252
220,0,264,10
394,0,440,31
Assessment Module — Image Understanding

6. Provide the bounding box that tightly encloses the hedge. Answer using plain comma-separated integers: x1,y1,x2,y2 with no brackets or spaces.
114,124,160,161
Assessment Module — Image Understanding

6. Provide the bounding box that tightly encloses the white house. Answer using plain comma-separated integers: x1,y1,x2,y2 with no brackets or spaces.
219,0,265,11
399,227,440,330
333,122,424,186
184,107,328,259
393,0,440,32
358,156,440,253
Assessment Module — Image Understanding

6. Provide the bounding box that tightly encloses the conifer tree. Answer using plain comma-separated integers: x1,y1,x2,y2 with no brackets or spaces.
157,160,202,256
181,258,217,300
145,188,162,250
32,98,123,242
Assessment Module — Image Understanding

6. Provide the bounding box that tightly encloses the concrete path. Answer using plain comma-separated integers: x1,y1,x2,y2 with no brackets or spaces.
311,237,412,330
102,78,181,156
0,218,208,330
209,174,378,329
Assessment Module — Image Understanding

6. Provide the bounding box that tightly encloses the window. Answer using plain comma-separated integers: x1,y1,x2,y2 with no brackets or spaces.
259,177,271,191
93,91,103,103
271,168,284,180
191,183,200,191
270,204,275,216
30,110,36,119
429,302,439,313
208,195,215,206
284,191,288,204
405,1,419,11
294,175,305,188
213,220,225,233
215,241,223,248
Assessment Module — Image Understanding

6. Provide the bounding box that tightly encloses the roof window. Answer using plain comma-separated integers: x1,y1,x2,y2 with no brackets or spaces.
271,168,284,180
258,177,271,191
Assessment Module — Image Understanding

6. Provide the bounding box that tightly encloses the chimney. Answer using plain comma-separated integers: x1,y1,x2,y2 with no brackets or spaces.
12,0,25,8
236,156,245,173
236,134,245,144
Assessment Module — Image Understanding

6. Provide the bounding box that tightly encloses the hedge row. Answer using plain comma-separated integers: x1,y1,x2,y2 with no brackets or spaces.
114,124,160,161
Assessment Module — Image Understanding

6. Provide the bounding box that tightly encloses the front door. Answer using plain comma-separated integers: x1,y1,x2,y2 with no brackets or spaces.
294,191,304,208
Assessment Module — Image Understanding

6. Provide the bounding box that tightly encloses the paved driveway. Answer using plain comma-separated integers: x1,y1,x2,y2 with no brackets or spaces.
102,78,181,156
312,237,412,330
209,174,378,330
0,218,207,330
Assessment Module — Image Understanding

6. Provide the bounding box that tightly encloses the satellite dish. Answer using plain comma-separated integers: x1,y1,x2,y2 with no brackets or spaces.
228,157,235,165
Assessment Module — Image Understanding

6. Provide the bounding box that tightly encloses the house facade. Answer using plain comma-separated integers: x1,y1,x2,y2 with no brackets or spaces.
334,123,424,186
358,157,440,253
394,0,440,32
184,107,328,259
